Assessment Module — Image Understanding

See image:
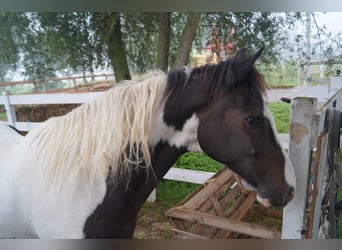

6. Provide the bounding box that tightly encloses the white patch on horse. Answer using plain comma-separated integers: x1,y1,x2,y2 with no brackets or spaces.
150,111,202,152
263,105,296,190
0,122,23,162
0,123,109,238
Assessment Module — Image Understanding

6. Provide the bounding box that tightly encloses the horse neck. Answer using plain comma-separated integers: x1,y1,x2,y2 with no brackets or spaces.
84,140,186,238
85,97,199,238
85,76,206,238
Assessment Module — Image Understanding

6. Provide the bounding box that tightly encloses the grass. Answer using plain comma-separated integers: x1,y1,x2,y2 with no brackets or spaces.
0,105,6,121
259,62,298,88
268,102,291,133
0,112,6,121
156,152,224,207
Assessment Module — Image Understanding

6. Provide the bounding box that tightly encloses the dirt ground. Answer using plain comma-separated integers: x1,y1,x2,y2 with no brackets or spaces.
134,202,176,239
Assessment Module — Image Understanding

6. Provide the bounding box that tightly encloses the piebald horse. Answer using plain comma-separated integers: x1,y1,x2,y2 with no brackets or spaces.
0,48,295,238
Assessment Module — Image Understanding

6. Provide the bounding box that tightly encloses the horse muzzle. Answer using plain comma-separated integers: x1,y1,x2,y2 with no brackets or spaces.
238,176,295,208
256,186,295,208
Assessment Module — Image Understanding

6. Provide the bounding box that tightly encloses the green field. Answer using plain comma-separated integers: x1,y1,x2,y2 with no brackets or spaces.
259,63,298,88
0,112,6,121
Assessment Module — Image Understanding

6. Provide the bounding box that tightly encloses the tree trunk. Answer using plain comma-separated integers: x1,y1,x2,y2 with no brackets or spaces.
172,13,201,70
108,15,131,82
156,13,170,71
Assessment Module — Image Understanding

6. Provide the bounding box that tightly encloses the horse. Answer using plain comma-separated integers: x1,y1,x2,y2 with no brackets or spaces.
0,48,296,239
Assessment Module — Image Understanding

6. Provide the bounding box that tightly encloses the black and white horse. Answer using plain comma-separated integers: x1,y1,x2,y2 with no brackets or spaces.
0,48,295,238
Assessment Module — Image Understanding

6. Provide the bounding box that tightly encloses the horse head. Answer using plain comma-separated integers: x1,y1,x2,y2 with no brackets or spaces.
165,48,296,208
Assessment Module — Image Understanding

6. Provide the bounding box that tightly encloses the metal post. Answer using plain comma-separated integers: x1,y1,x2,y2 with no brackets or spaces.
304,13,311,86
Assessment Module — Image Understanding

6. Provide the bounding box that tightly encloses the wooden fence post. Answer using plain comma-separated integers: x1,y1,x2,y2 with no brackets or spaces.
282,97,317,239
2,91,17,126
308,132,329,238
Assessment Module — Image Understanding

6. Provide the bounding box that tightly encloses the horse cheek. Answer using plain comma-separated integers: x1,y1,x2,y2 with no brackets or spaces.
197,120,229,164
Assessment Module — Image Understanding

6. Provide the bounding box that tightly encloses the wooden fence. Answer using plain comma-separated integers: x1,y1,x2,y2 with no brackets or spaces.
282,88,342,239
1,89,341,239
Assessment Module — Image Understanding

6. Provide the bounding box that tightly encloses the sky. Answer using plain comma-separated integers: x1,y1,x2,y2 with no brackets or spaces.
313,12,342,34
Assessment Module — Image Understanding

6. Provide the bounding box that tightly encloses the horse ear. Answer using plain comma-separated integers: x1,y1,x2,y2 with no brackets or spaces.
233,48,247,60
234,48,264,82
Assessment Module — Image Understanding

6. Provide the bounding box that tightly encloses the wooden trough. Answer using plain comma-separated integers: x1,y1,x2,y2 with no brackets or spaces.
166,167,283,239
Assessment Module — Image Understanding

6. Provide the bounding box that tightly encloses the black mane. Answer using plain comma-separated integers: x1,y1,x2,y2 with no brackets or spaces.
164,56,266,110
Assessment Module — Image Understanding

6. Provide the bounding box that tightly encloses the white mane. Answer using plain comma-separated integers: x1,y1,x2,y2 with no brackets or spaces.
26,71,168,193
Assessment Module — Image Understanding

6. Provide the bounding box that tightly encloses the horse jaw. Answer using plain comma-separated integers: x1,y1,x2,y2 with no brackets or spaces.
263,105,296,191
236,105,296,208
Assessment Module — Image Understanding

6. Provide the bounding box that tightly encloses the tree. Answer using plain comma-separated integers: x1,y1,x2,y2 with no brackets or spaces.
156,13,170,71
196,13,300,66
4,12,336,84
310,13,342,62
171,13,201,69
107,14,131,80
0,13,29,81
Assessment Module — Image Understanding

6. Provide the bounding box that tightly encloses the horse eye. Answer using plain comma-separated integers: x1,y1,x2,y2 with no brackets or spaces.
245,115,264,127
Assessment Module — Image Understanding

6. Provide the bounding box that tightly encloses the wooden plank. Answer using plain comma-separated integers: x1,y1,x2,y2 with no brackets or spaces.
311,88,342,148
224,191,254,218
215,191,256,239
164,169,228,208
219,185,242,209
181,168,234,210
167,208,281,239
169,218,187,231
172,229,207,239
209,196,224,216
308,133,329,239
251,206,283,220
198,181,234,213
282,97,317,239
